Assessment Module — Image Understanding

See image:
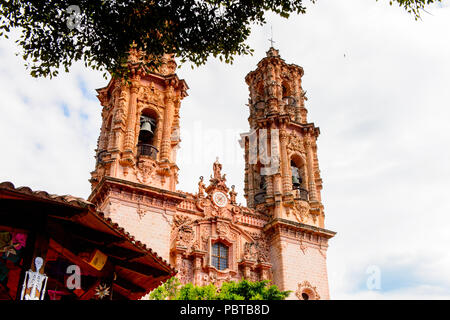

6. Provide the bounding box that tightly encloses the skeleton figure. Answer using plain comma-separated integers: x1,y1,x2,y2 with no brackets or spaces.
20,257,48,300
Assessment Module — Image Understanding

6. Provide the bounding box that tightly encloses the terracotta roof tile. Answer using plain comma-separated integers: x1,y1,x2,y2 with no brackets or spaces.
0,181,177,277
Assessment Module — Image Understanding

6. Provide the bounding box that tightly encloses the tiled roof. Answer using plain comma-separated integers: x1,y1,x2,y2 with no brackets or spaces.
0,181,176,281
94,210,176,276
0,181,94,209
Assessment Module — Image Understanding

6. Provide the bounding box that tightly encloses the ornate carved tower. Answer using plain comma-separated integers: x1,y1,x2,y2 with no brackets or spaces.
88,53,189,261
241,48,336,299
90,53,188,191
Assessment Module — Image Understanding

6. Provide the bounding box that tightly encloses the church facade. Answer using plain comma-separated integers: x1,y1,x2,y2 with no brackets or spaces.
88,48,336,300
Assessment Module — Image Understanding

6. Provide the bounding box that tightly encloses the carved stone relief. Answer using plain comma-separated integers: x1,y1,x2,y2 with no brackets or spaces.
295,281,320,300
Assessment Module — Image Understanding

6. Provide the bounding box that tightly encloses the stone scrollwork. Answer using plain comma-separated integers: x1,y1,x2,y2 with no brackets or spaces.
258,239,270,263
292,201,310,223
196,197,209,212
288,132,305,154
243,237,270,263
135,159,157,184
136,202,146,219
295,281,320,300
138,84,164,106
173,214,193,229
216,222,230,237
200,226,211,251
243,242,258,261
176,225,195,248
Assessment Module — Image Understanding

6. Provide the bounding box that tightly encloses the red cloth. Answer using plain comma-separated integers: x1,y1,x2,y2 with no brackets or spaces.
11,233,27,250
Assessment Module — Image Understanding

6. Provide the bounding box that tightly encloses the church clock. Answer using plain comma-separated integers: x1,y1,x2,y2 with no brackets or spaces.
212,191,228,207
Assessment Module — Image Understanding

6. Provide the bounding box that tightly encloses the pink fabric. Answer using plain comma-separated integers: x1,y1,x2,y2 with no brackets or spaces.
11,233,27,250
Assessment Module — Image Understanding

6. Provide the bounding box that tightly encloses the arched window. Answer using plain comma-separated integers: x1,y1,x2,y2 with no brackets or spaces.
211,242,228,270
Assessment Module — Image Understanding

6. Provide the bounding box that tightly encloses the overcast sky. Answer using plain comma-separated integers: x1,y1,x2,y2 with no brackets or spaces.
1,0,450,299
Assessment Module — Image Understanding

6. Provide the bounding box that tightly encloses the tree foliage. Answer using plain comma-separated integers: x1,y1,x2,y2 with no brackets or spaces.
0,0,441,79
148,278,291,300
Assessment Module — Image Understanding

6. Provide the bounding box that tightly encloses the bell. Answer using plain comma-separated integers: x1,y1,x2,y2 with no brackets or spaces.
260,176,267,190
291,166,302,189
139,116,155,142
292,175,301,189
141,121,153,134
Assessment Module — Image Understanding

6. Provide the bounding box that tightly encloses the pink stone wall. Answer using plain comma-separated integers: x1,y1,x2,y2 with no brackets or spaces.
102,198,174,261
271,235,330,300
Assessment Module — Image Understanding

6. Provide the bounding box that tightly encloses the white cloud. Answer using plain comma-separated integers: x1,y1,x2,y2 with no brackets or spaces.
1,0,450,299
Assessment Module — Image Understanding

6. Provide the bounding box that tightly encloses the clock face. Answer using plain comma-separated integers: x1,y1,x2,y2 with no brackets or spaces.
212,192,228,207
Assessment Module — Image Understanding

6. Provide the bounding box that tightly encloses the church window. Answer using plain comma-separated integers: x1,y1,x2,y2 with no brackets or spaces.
211,242,228,271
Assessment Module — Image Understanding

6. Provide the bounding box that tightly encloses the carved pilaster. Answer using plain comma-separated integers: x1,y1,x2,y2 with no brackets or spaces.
279,129,291,194
305,136,317,202
160,86,175,160
124,80,140,152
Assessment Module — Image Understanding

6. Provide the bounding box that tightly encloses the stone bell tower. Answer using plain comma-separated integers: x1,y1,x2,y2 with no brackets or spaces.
90,52,188,191
241,47,336,299
88,52,189,261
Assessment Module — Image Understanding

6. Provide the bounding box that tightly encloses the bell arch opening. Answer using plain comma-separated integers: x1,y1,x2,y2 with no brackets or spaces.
137,108,158,159
290,154,308,201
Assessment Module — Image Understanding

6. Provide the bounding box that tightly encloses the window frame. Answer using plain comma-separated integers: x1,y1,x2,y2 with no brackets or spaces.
211,242,229,271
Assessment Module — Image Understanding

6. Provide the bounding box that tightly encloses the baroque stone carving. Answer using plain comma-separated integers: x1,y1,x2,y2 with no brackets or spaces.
216,222,230,237
178,259,194,284
295,281,320,300
136,202,146,219
200,226,211,251
288,132,305,154
198,176,206,197
299,240,308,254
135,159,157,184
173,214,193,228
138,85,164,106
177,225,195,248
244,242,258,261
292,201,310,223
243,237,270,263
229,185,237,204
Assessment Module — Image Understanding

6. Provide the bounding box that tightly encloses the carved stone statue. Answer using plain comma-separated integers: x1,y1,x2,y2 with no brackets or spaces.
213,157,222,180
198,176,206,197
20,257,48,300
243,242,258,261
229,185,237,204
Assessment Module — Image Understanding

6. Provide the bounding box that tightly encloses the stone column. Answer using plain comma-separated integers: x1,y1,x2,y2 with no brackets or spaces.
279,129,291,194
239,261,254,280
306,135,317,201
160,87,175,160
192,252,204,286
124,80,140,152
